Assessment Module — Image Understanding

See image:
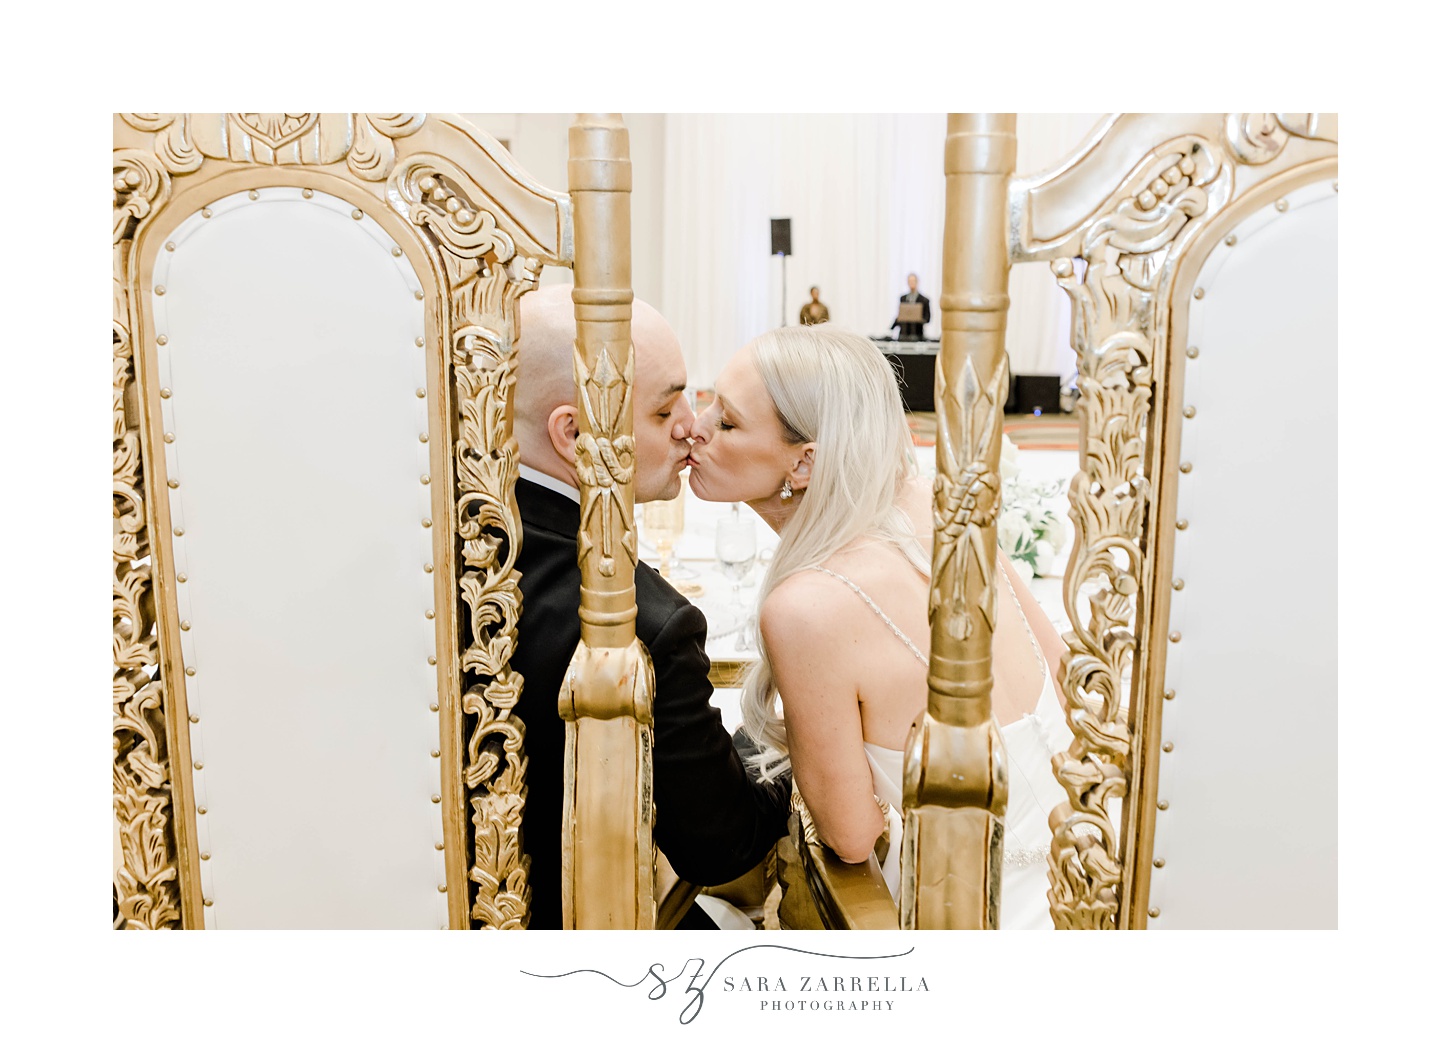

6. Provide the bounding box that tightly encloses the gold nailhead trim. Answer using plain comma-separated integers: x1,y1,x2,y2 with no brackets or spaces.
431,749,441,758
165,242,176,252
204,899,214,907
157,335,168,346
1148,907,1160,918
1193,287,1204,299
424,564,434,574
414,290,424,300
1172,579,1184,591
352,209,363,220
160,388,172,399
198,806,207,815
248,190,259,201
1169,631,1181,643
189,714,200,723
415,337,425,348
201,852,211,861
435,842,445,851
168,479,179,489
164,434,175,444
1225,234,1236,246
421,475,430,485
1275,199,1288,212
1185,346,1199,359
1153,858,1165,868
180,620,191,631
430,702,439,712
1157,800,1169,811
392,246,403,257
1162,742,1174,753
416,388,427,399
427,656,437,666
1184,406,1196,419
1180,463,1192,474
1176,519,1188,531
425,609,435,619
302,189,314,198
185,667,196,676
431,794,441,804
419,434,428,443
437,884,447,893
202,208,212,218
1164,690,1176,701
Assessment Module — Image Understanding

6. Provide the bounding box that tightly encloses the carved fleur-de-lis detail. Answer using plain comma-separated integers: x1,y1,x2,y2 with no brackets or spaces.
575,349,636,578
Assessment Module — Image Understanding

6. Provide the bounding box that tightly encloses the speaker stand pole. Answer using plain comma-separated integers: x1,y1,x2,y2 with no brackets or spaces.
780,253,787,327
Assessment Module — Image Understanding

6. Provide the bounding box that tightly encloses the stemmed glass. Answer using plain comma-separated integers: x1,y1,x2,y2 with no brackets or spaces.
641,484,698,584
715,505,757,637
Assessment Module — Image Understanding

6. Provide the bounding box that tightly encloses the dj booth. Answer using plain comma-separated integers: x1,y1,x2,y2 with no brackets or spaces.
871,337,1063,414
871,337,939,412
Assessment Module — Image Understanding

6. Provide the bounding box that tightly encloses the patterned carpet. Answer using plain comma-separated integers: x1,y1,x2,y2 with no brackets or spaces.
908,412,1079,451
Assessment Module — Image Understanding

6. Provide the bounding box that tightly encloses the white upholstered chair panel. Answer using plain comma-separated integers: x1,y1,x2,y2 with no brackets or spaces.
1148,180,1337,928
154,188,448,928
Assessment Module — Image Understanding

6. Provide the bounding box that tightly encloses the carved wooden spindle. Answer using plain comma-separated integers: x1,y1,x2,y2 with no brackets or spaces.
558,113,655,929
899,113,1016,930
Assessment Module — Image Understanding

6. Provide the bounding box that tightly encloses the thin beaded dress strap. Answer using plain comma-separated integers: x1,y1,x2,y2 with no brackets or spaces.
807,565,928,666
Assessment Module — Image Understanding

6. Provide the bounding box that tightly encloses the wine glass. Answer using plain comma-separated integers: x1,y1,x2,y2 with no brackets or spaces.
641,492,685,580
642,484,698,583
715,506,757,615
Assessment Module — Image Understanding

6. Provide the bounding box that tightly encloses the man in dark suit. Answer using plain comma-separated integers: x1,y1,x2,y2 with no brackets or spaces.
508,284,790,929
891,272,931,341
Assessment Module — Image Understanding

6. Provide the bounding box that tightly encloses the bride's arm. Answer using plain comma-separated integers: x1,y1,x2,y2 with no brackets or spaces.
998,549,1069,712
759,576,886,865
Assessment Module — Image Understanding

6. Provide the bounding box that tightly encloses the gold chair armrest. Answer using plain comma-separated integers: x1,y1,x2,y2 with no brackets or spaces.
802,840,899,930
785,803,898,930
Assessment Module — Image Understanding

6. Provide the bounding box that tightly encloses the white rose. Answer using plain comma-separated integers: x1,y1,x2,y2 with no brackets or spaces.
1009,556,1034,584
1042,512,1070,551
1000,434,1020,480
1030,539,1059,577
997,510,1032,556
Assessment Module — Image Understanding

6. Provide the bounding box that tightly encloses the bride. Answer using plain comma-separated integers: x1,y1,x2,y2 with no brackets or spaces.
686,325,1073,930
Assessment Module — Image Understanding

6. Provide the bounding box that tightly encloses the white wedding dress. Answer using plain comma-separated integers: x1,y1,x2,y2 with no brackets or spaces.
812,565,1073,931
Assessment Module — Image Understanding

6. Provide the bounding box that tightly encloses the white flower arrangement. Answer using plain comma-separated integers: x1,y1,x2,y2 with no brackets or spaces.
997,435,1069,581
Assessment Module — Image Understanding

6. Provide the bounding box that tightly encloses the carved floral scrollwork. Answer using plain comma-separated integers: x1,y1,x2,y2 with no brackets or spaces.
119,113,425,181
1045,136,1229,929
1224,113,1337,165
404,158,542,927
113,153,182,929
574,349,637,579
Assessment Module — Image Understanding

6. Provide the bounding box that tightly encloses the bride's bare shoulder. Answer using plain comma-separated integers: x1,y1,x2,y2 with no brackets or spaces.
899,475,934,545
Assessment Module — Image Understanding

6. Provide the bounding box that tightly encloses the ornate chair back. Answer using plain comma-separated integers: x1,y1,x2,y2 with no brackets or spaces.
112,112,655,929
797,113,1337,929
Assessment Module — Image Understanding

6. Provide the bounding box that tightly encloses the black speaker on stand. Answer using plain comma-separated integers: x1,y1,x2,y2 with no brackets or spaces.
771,218,792,327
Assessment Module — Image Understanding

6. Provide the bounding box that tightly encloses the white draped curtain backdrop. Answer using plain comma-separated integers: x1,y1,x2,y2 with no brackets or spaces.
659,113,1106,391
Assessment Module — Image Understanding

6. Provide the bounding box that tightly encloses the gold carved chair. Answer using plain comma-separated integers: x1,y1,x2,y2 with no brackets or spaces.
797,113,1338,929
112,112,660,928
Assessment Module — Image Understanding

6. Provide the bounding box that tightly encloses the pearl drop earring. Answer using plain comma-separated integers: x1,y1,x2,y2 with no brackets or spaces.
780,478,793,501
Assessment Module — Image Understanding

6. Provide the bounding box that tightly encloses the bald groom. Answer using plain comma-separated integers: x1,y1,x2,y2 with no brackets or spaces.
507,285,790,929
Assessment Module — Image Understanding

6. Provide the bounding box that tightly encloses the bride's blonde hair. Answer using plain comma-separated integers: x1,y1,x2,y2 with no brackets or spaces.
739,325,928,782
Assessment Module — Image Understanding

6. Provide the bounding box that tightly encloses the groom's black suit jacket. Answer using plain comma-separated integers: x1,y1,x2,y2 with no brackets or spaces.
509,478,791,929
